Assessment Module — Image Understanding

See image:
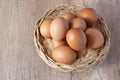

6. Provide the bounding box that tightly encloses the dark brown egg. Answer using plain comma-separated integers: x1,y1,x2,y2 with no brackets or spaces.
66,28,87,51
70,18,86,30
40,18,52,38
85,28,104,49
62,13,75,22
52,39,67,48
52,46,77,64
50,17,69,41
77,8,98,26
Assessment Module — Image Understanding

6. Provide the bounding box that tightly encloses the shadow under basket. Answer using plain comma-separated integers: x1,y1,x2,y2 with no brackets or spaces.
34,4,111,72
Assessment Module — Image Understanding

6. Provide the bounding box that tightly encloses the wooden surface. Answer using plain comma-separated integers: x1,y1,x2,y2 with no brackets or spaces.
0,0,120,80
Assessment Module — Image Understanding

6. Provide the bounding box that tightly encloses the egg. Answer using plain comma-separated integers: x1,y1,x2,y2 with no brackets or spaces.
40,18,52,38
85,28,104,49
52,46,77,64
70,18,86,30
77,8,98,26
77,47,88,57
50,17,69,41
66,28,86,51
52,39,67,48
62,13,75,22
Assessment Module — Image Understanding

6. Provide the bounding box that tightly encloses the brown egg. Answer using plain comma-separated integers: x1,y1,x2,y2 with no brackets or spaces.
77,47,88,57
50,17,69,41
77,8,98,26
40,18,52,38
66,28,86,51
70,18,86,30
85,28,104,49
52,39,67,48
62,13,75,22
52,46,77,64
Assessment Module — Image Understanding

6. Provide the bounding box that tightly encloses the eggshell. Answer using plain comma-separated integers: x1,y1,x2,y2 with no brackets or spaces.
52,39,67,48
85,28,104,49
62,13,75,22
50,17,69,41
77,47,88,57
40,18,52,38
66,28,87,51
70,18,86,30
77,8,98,26
52,46,77,64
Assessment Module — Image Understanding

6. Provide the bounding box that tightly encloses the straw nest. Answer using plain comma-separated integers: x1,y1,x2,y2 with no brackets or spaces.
34,4,111,72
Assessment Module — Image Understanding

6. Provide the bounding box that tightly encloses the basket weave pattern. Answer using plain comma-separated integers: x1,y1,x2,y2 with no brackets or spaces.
34,5,110,72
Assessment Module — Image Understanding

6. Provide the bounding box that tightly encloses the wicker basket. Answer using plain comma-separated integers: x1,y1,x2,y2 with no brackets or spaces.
34,4,111,72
